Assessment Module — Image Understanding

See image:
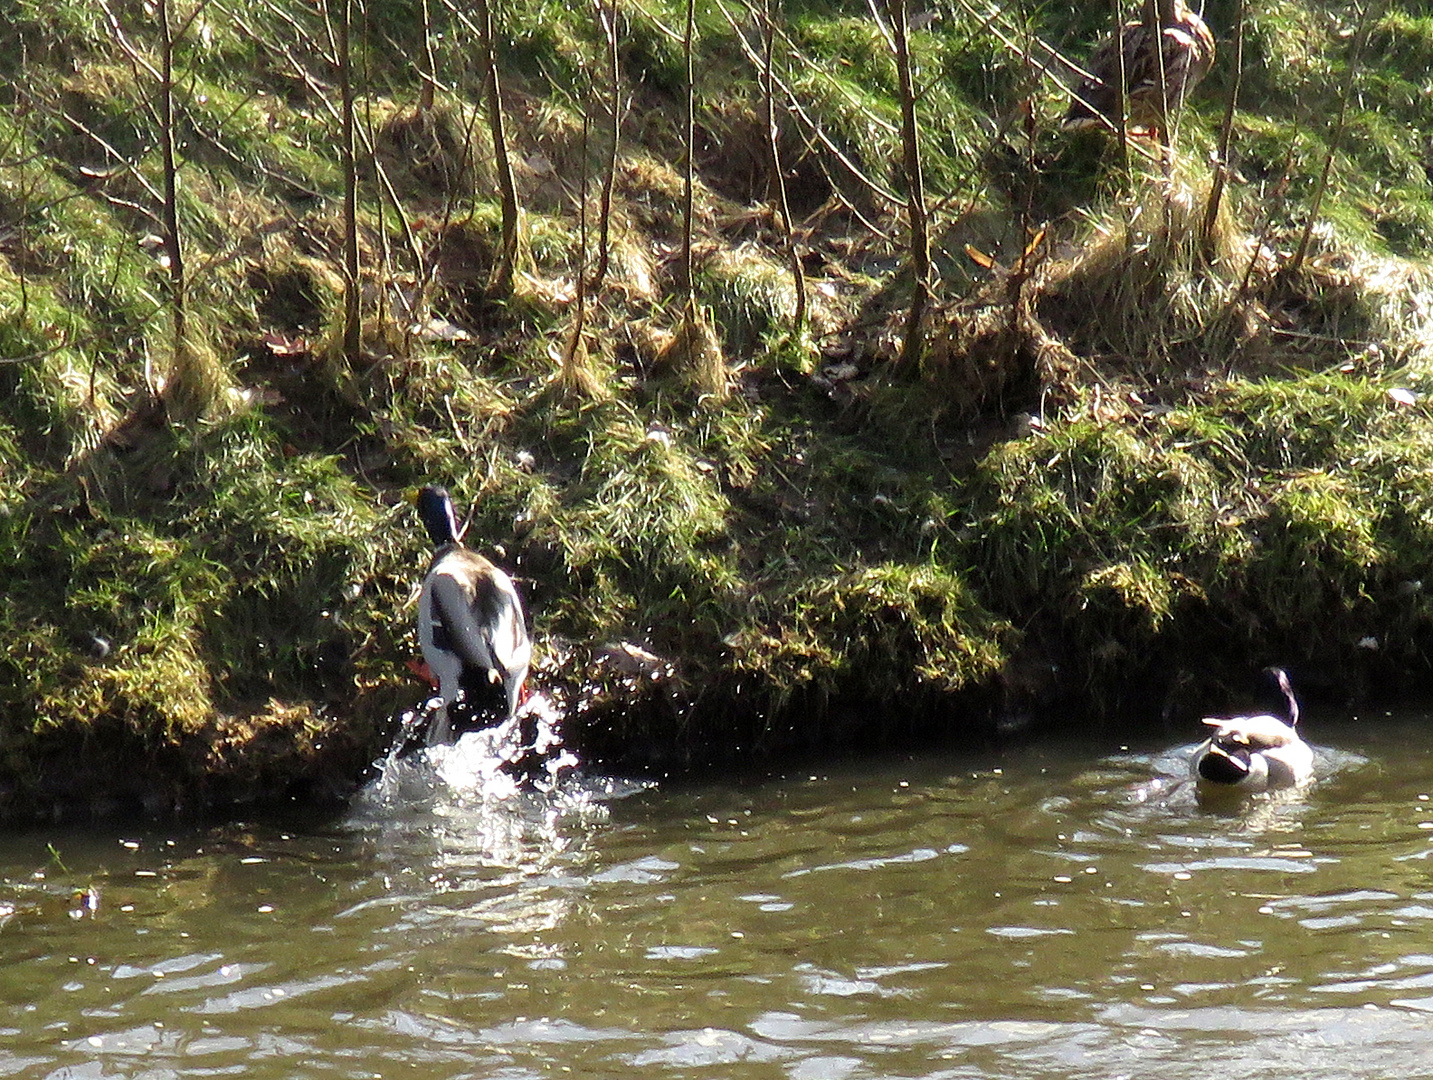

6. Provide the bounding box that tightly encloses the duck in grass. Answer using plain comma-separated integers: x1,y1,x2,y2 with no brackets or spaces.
415,485,531,746
1064,0,1215,148
1192,667,1315,795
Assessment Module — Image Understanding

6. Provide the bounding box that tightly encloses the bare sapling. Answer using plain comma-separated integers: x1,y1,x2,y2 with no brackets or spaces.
156,0,187,361
870,0,930,369
555,80,607,400
587,0,621,294
420,0,438,113
12,42,31,321
1201,0,1243,253
333,0,362,366
679,0,697,305
660,0,729,403
474,0,522,299
99,0,231,420
1286,0,1381,274
758,0,806,334
1112,0,1130,184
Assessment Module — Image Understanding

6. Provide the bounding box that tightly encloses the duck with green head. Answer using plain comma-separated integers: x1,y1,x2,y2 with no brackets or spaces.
1192,667,1314,795
415,485,531,745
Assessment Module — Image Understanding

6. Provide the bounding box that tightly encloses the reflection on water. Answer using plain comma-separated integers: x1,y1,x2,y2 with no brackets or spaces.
4,710,1433,1078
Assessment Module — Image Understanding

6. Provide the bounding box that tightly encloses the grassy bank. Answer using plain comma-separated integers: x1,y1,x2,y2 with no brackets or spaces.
1,0,1431,817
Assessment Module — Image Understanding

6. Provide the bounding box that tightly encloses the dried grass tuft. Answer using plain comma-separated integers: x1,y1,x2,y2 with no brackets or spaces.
550,325,611,402
657,302,729,404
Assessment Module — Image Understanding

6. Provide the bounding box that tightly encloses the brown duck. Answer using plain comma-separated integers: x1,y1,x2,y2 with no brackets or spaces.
1064,0,1216,143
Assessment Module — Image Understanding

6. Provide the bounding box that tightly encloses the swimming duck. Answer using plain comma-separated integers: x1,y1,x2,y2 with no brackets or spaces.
415,485,531,745
1064,0,1215,144
1191,667,1314,793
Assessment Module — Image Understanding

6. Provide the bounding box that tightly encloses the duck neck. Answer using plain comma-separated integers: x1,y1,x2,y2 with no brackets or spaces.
425,540,463,575
1142,0,1178,27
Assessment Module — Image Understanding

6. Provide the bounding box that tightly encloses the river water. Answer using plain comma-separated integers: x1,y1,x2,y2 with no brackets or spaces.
4,705,1433,1079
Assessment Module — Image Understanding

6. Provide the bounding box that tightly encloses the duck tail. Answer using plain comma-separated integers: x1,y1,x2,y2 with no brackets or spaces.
1270,667,1300,728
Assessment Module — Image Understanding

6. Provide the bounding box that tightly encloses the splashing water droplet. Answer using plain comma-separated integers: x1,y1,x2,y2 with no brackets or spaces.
364,692,580,810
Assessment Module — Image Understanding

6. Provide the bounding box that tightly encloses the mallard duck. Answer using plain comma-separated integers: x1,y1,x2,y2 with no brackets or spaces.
415,485,531,745
1064,0,1215,143
1192,667,1314,792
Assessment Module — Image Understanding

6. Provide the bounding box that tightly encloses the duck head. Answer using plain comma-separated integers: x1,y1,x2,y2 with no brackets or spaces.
1195,712,1309,790
416,485,462,547
1195,719,1270,785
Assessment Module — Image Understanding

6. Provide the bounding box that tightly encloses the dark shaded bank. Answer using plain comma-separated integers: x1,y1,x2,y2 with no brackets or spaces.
3,1,1433,821
2,654,1419,826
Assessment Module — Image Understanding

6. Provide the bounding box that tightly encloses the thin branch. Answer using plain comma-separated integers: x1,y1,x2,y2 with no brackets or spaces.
1286,0,1382,273
96,0,162,83
1201,0,1244,249
586,0,621,294
329,0,362,364
758,0,805,332
56,110,164,208
711,0,902,206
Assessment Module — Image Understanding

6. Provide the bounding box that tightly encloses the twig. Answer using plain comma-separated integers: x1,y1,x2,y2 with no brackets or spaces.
1286,0,1383,273
1201,0,1244,250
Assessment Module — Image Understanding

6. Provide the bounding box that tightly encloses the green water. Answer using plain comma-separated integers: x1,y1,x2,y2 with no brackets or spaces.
3,709,1433,1079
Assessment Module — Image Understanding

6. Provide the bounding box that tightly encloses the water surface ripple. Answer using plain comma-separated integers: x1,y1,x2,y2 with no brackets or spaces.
4,712,1433,1078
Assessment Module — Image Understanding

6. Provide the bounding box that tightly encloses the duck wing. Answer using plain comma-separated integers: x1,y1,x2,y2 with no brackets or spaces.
1065,20,1157,128
1148,21,1215,106
428,573,508,679
1196,741,1252,784
429,566,531,715
471,570,531,684
1066,14,1213,129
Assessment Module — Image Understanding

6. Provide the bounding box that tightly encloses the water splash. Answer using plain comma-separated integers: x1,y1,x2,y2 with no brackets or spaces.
357,691,651,824
350,692,652,889
429,700,579,800
364,692,578,806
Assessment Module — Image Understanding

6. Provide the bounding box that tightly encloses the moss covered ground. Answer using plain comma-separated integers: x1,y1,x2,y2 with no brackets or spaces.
1,0,1431,818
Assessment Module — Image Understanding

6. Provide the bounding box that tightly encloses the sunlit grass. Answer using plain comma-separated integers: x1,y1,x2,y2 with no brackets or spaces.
2,0,1433,813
